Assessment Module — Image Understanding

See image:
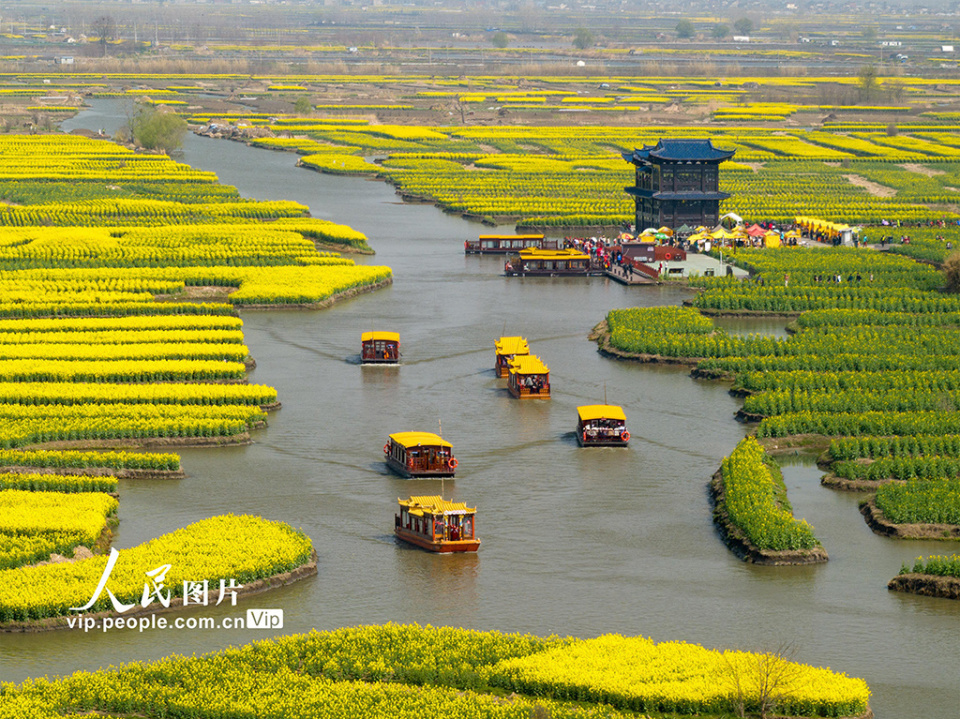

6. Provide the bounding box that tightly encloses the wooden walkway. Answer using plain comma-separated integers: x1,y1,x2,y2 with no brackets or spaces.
604,265,657,285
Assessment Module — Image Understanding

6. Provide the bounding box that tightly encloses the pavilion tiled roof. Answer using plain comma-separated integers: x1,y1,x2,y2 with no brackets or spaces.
622,139,735,164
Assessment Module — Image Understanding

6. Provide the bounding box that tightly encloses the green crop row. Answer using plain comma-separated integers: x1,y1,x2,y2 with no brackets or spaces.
834,456,960,482
699,353,960,374
795,308,960,328
828,435,960,461
875,479,960,524
0,471,118,493
757,411,960,438
718,437,820,551
900,554,960,578
742,389,960,417
734,370,960,394
0,448,179,471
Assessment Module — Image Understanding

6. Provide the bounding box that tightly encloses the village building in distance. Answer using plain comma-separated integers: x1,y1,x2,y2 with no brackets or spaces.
622,139,735,230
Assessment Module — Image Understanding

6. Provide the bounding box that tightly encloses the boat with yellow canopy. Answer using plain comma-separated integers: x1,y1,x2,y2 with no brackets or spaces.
465,233,554,254
577,405,629,446
494,336,529,378
508,355,550,399
504,248,592,276
361,331,400,364
395,495,479,553
384,431,456,478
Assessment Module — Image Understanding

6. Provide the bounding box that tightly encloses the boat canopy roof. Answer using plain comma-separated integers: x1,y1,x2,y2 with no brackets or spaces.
479,233,543,240
362,331,400,342
495,336,529,356
389,431,452,449
509,354,549,375
398,495,475,517
517,248,589,260
578,404,627,422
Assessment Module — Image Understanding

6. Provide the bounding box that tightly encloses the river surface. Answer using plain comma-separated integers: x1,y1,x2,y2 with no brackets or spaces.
4,102,956,718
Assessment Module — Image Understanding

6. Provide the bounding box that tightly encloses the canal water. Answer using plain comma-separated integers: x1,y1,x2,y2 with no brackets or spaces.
5,102,956,718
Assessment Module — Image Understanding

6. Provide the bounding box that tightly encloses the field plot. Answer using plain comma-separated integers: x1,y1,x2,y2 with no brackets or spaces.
598,247,959,579
211,115,960,229
0,624,871,718
0,134,381,610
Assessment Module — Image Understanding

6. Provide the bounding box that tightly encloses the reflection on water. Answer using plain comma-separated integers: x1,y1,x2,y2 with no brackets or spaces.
712,316,792,340
9,102,951,719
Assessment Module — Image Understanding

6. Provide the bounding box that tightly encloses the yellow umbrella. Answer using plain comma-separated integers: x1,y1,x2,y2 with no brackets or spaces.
657,226,674,236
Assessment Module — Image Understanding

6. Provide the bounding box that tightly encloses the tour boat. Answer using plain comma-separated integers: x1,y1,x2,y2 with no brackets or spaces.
577,405,629,446
504,248,592,276
384,432,457,478
507,355,550,399
395,495,480,553
494,336,529,378
464,233,555,254
361,331,400,364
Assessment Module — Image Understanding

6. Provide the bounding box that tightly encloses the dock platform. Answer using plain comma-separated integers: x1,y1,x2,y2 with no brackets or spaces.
605,265,656,285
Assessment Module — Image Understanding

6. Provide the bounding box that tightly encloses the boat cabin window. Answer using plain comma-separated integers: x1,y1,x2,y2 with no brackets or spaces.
364,339,397,361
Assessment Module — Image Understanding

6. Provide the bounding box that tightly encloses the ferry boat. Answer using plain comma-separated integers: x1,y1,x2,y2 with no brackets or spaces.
395,495,479,553
464,233,556,254
384,432,456,478
494,336,529,378
361,331,400,364
577,405,629,446
507,355,550,399
504,248,592,276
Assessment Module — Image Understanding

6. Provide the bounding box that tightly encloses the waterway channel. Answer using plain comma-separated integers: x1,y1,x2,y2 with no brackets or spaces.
3,101,956,718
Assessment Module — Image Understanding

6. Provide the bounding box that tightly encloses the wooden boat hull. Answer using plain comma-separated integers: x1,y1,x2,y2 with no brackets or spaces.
577,435,629,447
395,527,480,553
466,247,514,254
508,386,550,399
386,455,455,478
504,268,595,277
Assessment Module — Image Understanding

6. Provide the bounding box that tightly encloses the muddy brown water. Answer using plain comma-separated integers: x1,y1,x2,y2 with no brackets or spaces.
6,102,956,718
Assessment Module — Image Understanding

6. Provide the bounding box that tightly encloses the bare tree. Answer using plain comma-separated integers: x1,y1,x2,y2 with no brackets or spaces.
720,642,802,719
945,252,960,293
92,16,115,57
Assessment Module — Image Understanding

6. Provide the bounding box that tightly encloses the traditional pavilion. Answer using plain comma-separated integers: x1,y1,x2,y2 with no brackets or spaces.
622,139,735,231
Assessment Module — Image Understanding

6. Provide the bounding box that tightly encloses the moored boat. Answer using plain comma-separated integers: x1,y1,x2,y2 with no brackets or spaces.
361,331,400,364
577,405,629,446
395,495,480,553
507,355,550,399
465,233,555,254
384,432,457,478
504,248,593,276
494,336,529,378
